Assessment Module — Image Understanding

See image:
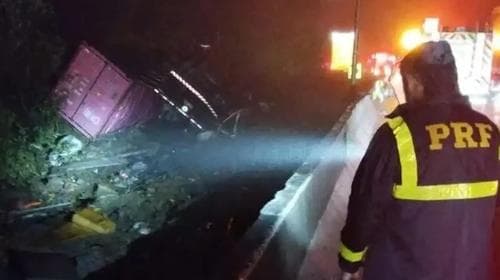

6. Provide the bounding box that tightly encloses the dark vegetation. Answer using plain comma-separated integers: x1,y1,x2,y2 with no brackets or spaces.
0,0,69,187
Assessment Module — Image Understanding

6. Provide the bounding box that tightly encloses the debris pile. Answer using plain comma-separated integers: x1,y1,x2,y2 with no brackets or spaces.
1,125,204,277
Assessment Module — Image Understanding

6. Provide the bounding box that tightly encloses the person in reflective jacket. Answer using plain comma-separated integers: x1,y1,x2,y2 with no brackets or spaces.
338,40,500,280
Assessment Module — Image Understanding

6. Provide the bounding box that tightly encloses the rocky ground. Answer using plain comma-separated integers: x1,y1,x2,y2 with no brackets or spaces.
0,121,206,278
0,110,340,279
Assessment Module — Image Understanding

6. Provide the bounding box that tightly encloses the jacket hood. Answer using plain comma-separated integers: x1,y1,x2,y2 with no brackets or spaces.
400,41,466,106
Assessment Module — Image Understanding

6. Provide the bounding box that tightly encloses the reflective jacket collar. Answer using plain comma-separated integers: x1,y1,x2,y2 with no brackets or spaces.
387,95,471,119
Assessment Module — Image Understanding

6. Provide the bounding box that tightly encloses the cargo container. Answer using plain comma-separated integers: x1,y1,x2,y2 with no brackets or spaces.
53,43,163,138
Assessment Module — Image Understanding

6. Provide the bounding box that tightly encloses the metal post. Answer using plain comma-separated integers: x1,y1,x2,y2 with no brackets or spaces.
351,0,361,85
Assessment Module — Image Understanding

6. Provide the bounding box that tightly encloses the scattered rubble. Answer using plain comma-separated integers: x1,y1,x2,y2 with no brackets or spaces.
131,162,147,172
1,124,204,278
132,222,151,235
7,202,73,224
48,135,84,167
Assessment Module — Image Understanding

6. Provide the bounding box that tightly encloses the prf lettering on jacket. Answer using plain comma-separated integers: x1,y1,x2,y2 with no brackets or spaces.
425,122,493,150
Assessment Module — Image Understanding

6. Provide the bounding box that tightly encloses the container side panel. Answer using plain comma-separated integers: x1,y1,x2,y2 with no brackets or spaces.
54,46,106,117
72,66,132,137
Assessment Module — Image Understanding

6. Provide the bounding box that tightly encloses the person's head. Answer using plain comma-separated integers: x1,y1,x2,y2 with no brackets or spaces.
399,41,461,105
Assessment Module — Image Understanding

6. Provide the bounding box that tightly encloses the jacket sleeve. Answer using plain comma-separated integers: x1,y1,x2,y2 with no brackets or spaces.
338,124,399,273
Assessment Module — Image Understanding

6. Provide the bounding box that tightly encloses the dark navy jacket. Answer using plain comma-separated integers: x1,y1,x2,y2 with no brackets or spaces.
339,100,500,280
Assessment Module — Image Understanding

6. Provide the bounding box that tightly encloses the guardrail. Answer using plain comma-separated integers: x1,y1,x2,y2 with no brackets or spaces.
228,103,355,280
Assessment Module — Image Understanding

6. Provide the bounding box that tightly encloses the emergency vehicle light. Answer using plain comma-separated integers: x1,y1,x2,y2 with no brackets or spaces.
401,29,424,52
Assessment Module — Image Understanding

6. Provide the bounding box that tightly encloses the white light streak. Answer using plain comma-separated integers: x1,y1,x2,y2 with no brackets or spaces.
170,70,219,119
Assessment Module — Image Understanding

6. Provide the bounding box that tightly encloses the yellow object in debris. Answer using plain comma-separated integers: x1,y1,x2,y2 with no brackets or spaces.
54,223,95,241
72,208,116,234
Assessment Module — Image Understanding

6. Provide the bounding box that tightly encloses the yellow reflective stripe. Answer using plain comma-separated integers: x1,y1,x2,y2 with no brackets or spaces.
387,117,418,186
386,117,499,201
393,181,498,201
339,242,367,263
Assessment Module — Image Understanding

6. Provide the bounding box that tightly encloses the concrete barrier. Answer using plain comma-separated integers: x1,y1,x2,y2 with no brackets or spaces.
230,95,389,280
231,104,353,280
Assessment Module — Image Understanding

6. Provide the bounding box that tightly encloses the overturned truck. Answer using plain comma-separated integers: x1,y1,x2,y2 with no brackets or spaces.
53,43,229,139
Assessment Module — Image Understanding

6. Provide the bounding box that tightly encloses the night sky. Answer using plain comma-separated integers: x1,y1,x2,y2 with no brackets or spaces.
55,0,500,60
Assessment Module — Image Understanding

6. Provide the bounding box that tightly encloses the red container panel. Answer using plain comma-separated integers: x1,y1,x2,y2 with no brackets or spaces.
54,46,106,117
54,43,164,138
102,82,163,134
72,65,132,137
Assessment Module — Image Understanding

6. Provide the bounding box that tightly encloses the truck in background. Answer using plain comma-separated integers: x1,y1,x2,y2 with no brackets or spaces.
376,10,500,124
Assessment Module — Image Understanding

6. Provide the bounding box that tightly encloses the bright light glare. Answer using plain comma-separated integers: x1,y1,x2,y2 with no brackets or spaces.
401,29,423,51
493,35,500,52
469,96,488,106
494,7,500,51
423,18,439,34
370,52,396,77
330,31,355,72
423,18,440,42
186,133,344,175
375,53,388,60
493,31,500,52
